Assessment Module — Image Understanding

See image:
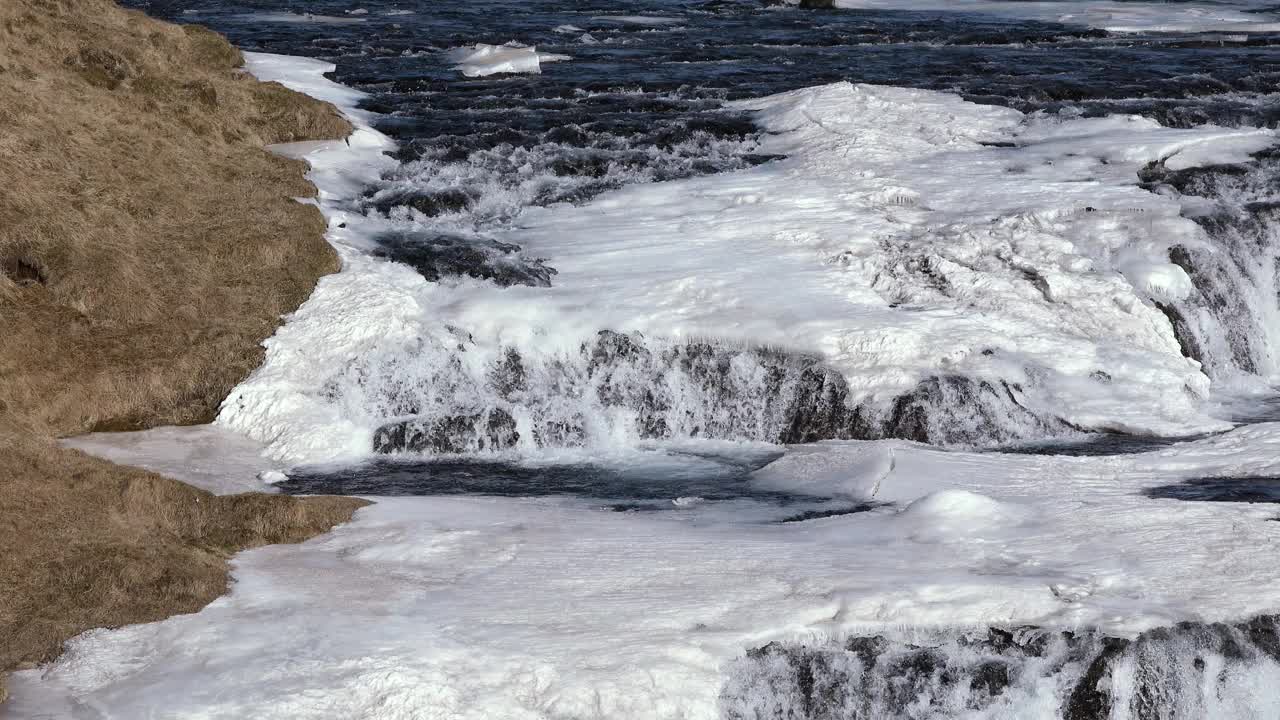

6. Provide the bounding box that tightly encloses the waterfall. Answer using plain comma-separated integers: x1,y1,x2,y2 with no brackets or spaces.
722,617,1280,719
1140,147,1280,383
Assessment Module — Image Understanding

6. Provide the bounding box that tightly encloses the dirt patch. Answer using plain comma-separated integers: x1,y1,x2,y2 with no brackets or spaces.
0,0,365,701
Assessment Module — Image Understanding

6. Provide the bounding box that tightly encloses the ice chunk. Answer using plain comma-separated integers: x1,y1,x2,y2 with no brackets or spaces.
258,470,290,485
591,15,684,26
446,43,552,78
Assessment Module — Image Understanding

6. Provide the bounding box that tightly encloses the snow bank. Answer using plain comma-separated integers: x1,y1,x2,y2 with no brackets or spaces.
807,0,1280,34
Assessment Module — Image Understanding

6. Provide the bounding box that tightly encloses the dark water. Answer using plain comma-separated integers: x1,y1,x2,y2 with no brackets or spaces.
281,449,885,521
1145,475,1280,502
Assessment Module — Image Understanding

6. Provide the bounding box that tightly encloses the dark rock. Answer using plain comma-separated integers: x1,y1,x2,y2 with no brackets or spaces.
369,188,476,218
372,231,557,288
1063,637,1129,720
969,660,1011,699
780,364,852,444
373,408,520,454
1154,300,1206,366
489,348,526,399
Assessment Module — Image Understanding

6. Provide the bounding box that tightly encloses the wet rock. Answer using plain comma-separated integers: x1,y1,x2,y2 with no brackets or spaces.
489,348,526,399
373,231,557,287
780,364,852,443
373,408,519,454
1064,637,1129,720
870,375,1067,445
728,616,1280,719
368,188,477,217
1155,300,1207,367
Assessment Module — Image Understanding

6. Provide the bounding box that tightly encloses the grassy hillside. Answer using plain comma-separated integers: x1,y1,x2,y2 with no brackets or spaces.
0,0,368,701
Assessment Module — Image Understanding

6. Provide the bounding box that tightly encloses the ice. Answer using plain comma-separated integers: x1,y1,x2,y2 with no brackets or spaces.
445,43,567,78
591,15,685,26
236,11,367,24
895,489,1030,542
15,427,1280,718
15,49,1280,718
61,425,283,495
803,0,1280,33
257,469,289,485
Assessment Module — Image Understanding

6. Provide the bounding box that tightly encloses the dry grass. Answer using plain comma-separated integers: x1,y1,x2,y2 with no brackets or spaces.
0,0,369,702
0,422,367,677
0,0,352,434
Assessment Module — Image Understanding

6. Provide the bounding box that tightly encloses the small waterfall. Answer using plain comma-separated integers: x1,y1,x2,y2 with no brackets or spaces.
348,329,1073,456
1140,147,1280,382
721,616,1280,719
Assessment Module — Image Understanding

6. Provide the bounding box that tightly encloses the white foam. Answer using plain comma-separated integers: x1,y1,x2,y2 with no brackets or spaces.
238,11,367,24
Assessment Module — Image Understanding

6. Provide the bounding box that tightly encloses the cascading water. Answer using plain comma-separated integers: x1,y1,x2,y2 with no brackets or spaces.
1140,148,1280,383
347,329,1070,455
723,618,1280,719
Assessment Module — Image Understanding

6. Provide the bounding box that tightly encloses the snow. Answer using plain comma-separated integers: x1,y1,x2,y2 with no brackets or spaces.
217,71,1274,464
807,0,1280,34
15,427,1280,718
446,43,569,78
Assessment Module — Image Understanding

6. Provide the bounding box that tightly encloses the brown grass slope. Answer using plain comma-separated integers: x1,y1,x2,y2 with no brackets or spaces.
0,0,368,702
0,0,353,433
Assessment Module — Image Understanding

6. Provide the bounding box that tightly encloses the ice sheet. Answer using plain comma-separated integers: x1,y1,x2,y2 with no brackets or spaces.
61,425,283,495
14,427,1280,718
805,0,1280,33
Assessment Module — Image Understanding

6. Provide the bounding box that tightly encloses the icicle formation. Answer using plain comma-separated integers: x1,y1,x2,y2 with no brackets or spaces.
722,616,1280,719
